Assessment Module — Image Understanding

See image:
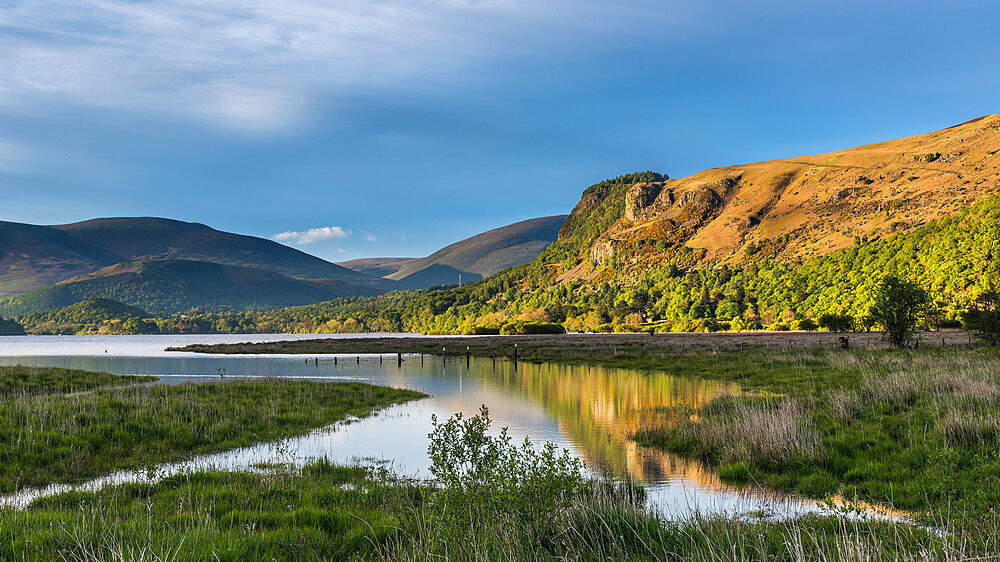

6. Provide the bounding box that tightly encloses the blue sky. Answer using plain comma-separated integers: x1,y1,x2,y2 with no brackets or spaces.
2,0,998,261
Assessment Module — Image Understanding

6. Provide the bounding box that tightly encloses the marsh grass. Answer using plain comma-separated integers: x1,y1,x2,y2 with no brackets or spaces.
0,365,153,395
7,458,990,561
633,347,1000,526
0,375,423,493
639,396,824,467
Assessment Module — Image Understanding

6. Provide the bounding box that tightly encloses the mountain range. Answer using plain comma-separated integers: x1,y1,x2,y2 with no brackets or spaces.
4,114,999,331
0,215,565,316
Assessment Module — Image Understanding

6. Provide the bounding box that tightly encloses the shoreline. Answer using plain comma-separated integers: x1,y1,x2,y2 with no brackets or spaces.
168,328,976,359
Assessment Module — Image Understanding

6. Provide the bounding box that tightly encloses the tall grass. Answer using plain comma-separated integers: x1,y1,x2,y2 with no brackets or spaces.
5,459,994,561
664,396,825,466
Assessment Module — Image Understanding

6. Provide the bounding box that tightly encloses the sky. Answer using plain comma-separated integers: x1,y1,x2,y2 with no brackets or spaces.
2,0,999,261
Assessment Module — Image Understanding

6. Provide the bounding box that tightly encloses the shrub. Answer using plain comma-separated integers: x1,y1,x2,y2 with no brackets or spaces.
818,313,855,332
768,322,790,331
426,406,584,555
963,290,1000,346
461,323,502,335
792,318,818,332
499,321,566,335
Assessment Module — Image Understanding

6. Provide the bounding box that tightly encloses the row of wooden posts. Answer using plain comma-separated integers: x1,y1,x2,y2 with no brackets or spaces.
310,344,519,369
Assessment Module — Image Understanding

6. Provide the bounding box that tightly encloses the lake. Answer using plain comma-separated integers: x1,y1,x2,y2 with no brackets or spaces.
0,333,831,518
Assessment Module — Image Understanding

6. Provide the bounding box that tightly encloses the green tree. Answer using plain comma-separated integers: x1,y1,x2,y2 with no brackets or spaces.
0,318,25,335
870,276,932,348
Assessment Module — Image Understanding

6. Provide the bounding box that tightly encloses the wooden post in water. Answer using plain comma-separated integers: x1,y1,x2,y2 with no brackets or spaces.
334,357,338,365
357,356,360,365
397,352,402,367
466,346,470,368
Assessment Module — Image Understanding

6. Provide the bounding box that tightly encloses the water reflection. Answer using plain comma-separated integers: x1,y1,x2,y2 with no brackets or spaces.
0,335,829,517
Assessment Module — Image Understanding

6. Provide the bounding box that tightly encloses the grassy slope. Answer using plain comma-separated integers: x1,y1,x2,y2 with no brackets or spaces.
0,375,424,492
606,113,1000,267
0,221,121,295
337,256,417,278
386,216,567,281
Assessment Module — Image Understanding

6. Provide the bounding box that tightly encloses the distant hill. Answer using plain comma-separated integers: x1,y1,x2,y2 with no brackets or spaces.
15,298,154,335
0,221,122,295
26,298,148,323
0,217,396,296
339,216,567,289
52,217,396,291
336,257,416,279
392,264,482,290
0,260,380,316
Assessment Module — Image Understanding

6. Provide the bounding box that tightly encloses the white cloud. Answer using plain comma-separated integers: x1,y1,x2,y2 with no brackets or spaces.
273,225,351,245
0,1,690,135
362,232,377,242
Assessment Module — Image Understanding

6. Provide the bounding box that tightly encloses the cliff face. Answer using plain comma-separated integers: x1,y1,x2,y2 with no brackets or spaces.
557,114,1000,280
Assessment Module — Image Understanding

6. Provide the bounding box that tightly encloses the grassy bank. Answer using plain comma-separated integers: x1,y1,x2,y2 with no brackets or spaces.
0,365,153,395
2,460,996,560
632,348,1000,526
0,367,424,493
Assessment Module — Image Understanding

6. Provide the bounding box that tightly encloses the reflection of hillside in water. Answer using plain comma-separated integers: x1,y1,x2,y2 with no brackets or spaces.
472,360,740,485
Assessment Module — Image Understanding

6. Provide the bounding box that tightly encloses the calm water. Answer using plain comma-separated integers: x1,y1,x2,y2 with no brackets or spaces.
0,334,831,518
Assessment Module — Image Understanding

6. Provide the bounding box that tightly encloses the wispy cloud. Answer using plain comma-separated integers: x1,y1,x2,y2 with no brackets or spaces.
273,226,351,245
362,232,377,242
0,1,688,135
